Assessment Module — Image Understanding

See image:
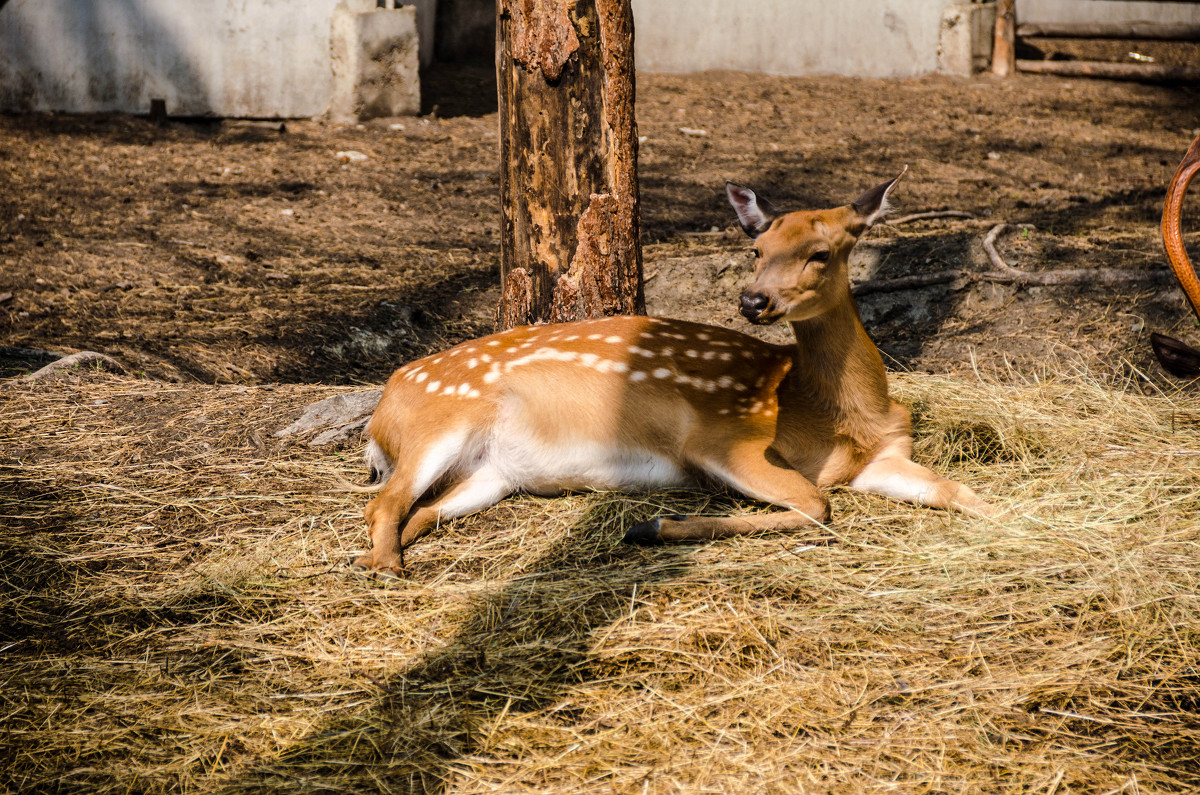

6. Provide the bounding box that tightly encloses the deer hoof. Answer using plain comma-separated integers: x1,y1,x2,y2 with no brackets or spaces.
623,518,662,545
623,515,688,545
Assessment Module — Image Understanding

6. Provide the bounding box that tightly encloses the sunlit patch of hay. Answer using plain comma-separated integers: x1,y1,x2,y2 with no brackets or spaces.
2,367,1199,793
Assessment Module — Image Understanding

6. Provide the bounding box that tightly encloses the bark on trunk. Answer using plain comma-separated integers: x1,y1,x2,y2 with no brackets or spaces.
992,0,1016,76
495,0,643,330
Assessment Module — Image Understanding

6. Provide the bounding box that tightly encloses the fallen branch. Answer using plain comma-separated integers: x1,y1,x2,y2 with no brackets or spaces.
1017,59,1200,83
853,271,968,296
23,351,125,381
981,223,1172,286
887,211,976,225
852,224,1174,295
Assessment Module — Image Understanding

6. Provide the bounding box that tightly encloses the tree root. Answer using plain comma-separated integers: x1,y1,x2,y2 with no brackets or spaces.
23,351,126,381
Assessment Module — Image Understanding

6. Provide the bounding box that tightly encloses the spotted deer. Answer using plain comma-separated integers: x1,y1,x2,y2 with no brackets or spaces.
354,171,996,576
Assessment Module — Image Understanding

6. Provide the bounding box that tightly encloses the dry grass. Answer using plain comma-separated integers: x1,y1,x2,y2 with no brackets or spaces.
2,365,1200,794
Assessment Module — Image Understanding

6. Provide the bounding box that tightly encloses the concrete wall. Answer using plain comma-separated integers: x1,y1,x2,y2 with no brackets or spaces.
0,0,430,117
1020,0,1200,26
633,0,948,78
633,0,1200,78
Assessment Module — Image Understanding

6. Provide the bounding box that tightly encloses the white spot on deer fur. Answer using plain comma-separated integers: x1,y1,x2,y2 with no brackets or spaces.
415,372,428,383
487,341,500,347
605,335,622,344
426,380,440,393
653,368,671,379
481,354,492,363
457,383,471,396
685,350,698,358
483,370,500,384
734,383,748,392
718,408,730,415
719,353,733,362
587,334,602,341
717,376,734,389
565,335,580,341
630,370,647,382
442,386,456,396
580,352,600,368
467,389,481,399
697,333,710,341
703,351,716,361
467,359,479,369
610,361,628,374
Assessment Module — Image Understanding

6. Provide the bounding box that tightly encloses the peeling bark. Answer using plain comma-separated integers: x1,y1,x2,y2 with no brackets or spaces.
496,0,642,330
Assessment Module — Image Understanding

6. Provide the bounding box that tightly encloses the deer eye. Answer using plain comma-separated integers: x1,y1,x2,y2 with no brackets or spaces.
809,250,830,264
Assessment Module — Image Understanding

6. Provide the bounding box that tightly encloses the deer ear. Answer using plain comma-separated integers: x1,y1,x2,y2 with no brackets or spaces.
726,181,779,238
851,165,908,229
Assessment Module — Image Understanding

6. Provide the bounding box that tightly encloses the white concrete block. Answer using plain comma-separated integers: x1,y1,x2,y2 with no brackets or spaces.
330,6,421,122
938,2,996,77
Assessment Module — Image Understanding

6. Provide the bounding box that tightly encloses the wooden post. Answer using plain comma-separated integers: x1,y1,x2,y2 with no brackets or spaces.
495,0,643,330
992,0,1016,76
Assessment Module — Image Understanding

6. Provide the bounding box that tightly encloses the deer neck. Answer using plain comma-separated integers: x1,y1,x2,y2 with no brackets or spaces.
784,292,892,428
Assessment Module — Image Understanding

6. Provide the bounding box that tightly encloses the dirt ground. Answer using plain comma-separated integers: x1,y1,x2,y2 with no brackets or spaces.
6,65,1200,795
2,66,1199,387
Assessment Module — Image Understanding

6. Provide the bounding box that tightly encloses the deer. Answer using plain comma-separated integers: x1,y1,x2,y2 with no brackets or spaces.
1150,133,1200,378
352,171,997,577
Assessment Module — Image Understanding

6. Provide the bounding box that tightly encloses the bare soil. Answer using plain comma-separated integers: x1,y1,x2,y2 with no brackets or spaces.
2,66,1199,386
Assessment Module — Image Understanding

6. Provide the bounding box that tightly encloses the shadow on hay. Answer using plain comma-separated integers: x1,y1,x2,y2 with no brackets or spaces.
228,497,721,794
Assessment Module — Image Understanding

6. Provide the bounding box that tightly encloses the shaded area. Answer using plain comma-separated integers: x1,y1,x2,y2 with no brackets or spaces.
226,494,751,794
3,71,1200,386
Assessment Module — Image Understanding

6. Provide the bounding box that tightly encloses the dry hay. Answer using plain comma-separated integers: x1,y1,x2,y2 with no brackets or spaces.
2,364,1200,794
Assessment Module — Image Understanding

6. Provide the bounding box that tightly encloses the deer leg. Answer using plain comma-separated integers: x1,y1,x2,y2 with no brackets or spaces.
356,475,417,573
360,467,514,579
849,456,997,518
624,445,829,544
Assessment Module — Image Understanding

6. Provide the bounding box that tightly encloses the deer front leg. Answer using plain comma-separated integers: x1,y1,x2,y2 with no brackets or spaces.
624,443,830,544
849,456,997,518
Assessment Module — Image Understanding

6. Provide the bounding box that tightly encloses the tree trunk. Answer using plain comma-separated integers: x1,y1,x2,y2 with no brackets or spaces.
495,0,643,330
992,0,1015,76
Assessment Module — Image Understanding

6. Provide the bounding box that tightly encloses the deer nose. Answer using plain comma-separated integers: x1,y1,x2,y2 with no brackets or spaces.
739,292,770,322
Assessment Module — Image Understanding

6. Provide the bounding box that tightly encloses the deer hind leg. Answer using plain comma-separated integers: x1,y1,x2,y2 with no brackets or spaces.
357,466,513,578
624,443,830,545
399,466,512,548
849,456,997,518
357,475,417,573
354,428,472,574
